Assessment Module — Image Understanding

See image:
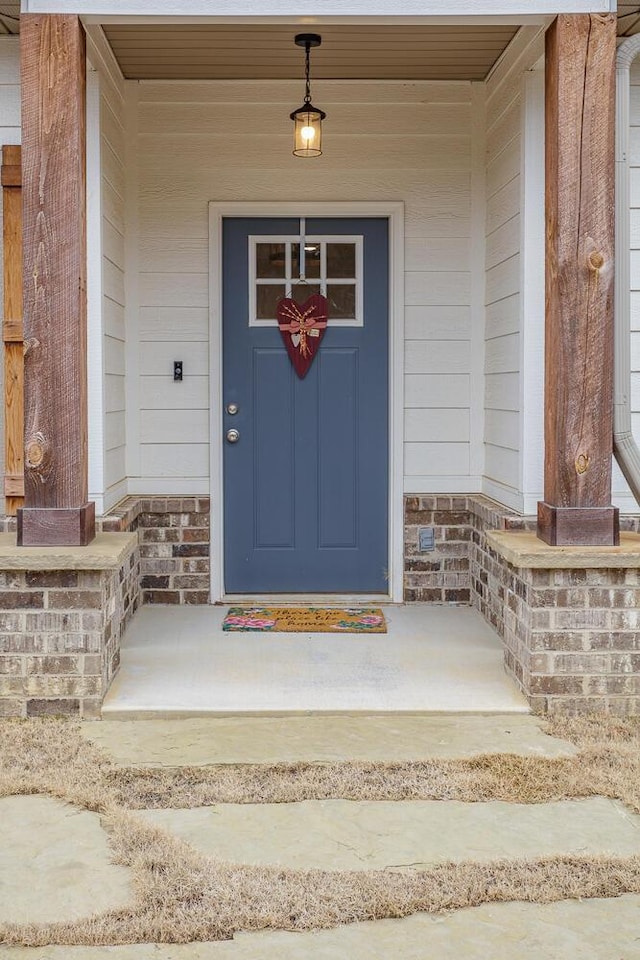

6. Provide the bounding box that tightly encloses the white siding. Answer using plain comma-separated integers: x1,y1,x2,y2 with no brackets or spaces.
518,68,545,515
0,38,20,516
0,39,20,141
484,57,523,508
99,63,127,510
620,61,640,510
132,79,474,491
483,31,544,512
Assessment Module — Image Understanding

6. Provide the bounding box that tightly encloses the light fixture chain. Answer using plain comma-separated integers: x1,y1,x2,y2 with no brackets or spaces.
305,42,311,103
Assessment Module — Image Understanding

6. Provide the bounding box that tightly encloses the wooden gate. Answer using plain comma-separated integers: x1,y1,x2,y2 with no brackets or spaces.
2,144,23,515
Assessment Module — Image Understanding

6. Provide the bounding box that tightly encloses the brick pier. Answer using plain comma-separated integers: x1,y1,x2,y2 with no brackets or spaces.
0,533,138,718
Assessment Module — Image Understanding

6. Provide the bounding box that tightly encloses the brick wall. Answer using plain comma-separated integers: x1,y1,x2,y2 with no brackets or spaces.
100,497,210,604
403,496,471,602
403,494,522,603
0,543,139,719
104,546,140,695
103,494,511,608
469,497,524,634
105,494,516,608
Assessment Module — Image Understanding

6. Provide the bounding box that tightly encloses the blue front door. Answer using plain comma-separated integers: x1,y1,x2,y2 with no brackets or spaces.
223,217,388,593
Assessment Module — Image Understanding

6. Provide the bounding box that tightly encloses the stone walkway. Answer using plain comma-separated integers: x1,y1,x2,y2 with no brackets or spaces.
2,715,640,959
138,796,640,872
82,714,578,764
0,796,131,925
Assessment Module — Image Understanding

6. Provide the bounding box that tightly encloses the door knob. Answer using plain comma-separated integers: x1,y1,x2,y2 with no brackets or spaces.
226,428,240,443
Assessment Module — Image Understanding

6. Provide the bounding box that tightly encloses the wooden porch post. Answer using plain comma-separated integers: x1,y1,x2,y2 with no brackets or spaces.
538,13,619,546
17,14,95,546
2,145,24,516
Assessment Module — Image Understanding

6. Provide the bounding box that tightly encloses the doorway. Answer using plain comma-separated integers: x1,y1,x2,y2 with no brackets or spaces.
209,202,405,601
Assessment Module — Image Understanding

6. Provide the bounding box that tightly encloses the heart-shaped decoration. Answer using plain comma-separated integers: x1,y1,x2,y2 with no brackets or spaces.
277,294,328,379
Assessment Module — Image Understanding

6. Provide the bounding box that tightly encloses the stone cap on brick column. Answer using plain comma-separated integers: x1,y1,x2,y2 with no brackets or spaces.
0,533,137,570
486,531,640,569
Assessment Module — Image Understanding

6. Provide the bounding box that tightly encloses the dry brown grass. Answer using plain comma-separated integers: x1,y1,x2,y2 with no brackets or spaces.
0,714,117,811
1,715,640,946
546,713,640,748
106,749,639,811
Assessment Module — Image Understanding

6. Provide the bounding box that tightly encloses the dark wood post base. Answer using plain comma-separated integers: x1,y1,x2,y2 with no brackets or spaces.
537,502,620,547
17,502,96,547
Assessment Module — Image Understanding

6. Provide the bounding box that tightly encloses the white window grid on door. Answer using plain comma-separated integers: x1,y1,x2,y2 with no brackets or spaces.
248,234,364,327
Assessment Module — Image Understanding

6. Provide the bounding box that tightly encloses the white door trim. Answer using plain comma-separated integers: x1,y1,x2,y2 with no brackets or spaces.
208,200,405,603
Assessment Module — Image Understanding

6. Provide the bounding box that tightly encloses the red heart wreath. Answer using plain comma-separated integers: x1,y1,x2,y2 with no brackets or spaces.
277,294,328,379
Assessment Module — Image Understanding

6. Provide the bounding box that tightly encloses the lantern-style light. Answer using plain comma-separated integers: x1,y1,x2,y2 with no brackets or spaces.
290,34,326,158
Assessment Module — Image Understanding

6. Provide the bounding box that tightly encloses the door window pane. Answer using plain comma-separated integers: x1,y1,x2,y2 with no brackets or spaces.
256,243,286,279
291,283,321,304
327,243,356,279
291,242,300,279
327,284,356,320
290,242,321,280
303,244,321,278
257,284,286,319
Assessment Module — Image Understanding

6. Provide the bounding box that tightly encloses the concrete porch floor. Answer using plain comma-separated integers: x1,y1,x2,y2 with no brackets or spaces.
102,605,528,718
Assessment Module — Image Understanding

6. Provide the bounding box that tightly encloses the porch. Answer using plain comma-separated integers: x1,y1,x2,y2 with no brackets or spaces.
2,3,640,719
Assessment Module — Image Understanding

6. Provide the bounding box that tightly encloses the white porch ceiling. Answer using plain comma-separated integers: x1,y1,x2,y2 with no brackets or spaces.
100,24,520,81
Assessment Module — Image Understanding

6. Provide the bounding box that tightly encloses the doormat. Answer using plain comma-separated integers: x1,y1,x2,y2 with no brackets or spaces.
222,607,387,633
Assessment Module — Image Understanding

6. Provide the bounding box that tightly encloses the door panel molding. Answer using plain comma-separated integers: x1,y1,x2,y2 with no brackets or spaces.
209,200,405,602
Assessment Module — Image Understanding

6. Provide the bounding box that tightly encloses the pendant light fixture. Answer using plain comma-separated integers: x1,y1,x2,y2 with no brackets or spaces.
290,34,326,158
